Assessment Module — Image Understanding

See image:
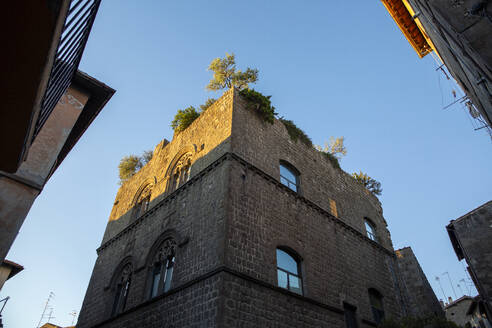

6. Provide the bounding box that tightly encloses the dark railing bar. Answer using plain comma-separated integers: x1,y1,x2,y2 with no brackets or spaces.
34,0,101,142
43,65,77,108
38,76,74,127
68,0,85,16
43,63,77,106
44,74,73,109
64,0,92,31
60,4,93,45
50,41,81,84
48,77,73,108
50,42,83,83
59,14,91,58
58,24,87,60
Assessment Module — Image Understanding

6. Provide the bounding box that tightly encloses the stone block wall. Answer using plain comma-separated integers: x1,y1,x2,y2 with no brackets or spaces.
78,89,408,328
224,155,404,326
77,158,230,327
448,201,492,319
230,89,392,250
395,247,444,318
102,88,234,244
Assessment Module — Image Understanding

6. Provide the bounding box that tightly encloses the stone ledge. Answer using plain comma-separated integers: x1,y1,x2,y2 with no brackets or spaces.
97,152,395,257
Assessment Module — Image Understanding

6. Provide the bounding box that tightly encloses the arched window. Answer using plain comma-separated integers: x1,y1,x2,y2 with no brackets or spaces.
111,263,132,317
368,288,385,324
276,248,302,294
169,153,192,192
149,238,177,299
364,219,377,242
134,185,152,219
279,161,299,192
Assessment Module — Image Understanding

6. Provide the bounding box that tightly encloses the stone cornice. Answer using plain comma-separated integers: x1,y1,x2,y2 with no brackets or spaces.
97,152,395,257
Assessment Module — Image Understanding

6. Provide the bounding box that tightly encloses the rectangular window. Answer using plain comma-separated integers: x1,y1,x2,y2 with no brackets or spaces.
343,303,358,328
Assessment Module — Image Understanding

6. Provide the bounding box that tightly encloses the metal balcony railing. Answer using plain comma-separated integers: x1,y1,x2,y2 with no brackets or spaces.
32,0,102,141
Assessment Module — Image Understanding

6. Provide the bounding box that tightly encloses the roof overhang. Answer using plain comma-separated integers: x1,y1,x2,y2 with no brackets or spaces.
380,0,434,58
446,223,465,260
2,259,24,280
50,70,115,176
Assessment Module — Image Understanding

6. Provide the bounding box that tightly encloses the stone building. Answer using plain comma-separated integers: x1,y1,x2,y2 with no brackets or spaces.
1,0,108,263
0,71,114,263
380,0,492,139
78,89,411,327
447,201,492,324
395,247,444,318
445,296,474,327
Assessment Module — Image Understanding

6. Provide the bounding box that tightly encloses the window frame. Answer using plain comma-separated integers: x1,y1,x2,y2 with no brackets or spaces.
147,238,177,299
364,218,378,242
110,262,132,317
276,247,303,295
168,152,193,192
368,288,385,324
133,184,152,220
279,161,300,193
343,302,359,328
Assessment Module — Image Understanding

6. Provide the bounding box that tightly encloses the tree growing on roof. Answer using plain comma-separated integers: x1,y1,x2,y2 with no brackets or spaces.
206,53,258,91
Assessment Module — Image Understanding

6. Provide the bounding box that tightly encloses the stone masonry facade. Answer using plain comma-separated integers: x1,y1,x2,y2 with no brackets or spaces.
395,247,444,318
447,201,492,322
78,89,409,328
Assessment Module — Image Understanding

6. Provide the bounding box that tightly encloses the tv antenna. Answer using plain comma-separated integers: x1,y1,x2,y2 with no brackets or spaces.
69,310,77,325
435,276,447,301
36,291,55,328
442,272,457,299
456,283,464,296
459,278,472,295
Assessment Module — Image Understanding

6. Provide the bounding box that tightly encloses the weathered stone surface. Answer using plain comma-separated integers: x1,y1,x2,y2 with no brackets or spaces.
395,247,444,318
78,89,410,328
447,201,492,320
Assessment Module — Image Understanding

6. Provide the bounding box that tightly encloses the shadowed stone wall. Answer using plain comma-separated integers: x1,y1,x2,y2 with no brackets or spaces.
395,247,444,318
78,89,409,328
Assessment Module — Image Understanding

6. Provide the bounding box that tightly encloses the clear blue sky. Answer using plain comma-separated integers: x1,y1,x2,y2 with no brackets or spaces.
2,1,491,326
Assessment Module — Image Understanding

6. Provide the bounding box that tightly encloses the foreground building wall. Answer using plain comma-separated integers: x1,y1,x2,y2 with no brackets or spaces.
0,87,89,262
78,89,407,328
447,200,492,323
395,247,444,318
0,72,114,263
381,0,492,138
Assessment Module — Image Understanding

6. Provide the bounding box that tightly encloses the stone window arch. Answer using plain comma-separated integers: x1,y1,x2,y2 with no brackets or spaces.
147,238,177,299
168,152,193,192
110,262,132,317
133,184,152,219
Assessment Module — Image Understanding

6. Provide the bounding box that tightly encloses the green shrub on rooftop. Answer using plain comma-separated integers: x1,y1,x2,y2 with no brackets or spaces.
171,106,201,132
279,118,313,147
239,88,277,124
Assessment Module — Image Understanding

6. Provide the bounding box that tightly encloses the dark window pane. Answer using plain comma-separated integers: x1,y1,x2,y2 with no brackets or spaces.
365,220,377,242
289,275,302,294
150,263,161,298
344,303,358,328
276,249,298,274
111,284,123,316
163,257,174,292
369,289,384,324
277,270,288,289
121,280,130,312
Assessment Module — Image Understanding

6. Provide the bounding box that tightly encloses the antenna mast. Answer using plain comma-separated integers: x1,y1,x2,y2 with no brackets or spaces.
36,291,55,328
69,310,77,326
